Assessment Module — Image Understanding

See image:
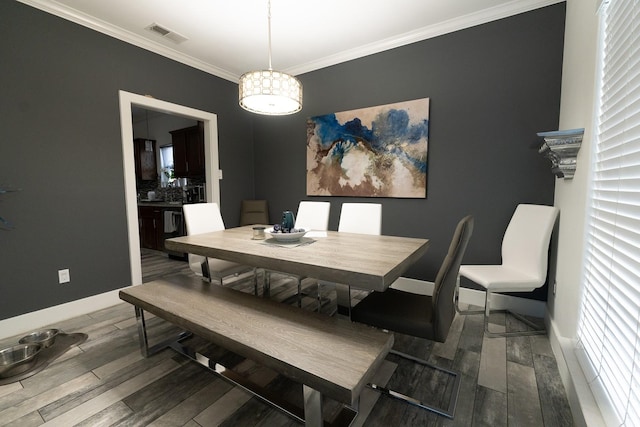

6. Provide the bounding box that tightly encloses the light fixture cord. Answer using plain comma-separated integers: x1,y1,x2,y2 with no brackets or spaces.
267,0,273,71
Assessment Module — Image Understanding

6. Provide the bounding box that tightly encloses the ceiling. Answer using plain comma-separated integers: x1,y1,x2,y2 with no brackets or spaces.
20,0,561,82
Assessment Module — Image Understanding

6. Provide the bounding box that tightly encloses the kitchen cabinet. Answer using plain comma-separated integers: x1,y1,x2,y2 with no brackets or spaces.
133,138,157,180
171,122,204,178
138,206,163,250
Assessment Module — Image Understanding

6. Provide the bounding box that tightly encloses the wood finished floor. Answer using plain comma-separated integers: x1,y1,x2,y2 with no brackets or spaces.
0,249,574,426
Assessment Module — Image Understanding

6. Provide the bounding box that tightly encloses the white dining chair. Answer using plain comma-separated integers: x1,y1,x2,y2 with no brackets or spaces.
338,202,382,235
264,201,331,306
457,203,559,337
183,203,257,294
326,203,382,315
295,201,331,231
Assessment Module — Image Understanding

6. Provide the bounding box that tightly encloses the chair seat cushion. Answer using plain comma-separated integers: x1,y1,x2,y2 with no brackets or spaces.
459,265,540,292
351,289,435,340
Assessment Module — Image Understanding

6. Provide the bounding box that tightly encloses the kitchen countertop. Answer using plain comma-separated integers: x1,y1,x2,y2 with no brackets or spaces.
138,201,183,208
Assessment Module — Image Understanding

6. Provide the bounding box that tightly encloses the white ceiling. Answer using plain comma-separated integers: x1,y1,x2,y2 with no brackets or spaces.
20,0,561,82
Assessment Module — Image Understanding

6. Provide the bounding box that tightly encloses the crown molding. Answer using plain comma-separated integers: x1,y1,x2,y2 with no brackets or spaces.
18,0,564,81
284,0,565,76
17,0,238,82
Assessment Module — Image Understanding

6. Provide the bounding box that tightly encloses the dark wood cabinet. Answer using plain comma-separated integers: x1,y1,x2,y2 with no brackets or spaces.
133,138,157,180
138,206,163,250
171,122,204,178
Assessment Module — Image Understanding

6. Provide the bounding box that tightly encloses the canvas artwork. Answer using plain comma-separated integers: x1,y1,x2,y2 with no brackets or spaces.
306,98,429,198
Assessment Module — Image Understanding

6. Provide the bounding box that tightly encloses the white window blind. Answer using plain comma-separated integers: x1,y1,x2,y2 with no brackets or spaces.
579,0,640,425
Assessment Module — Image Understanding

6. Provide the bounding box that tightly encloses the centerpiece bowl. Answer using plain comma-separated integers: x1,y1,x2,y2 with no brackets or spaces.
266,228,307,242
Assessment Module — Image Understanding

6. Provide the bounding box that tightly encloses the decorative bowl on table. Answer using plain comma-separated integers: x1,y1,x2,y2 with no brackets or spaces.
266,227,307,242
0,344,42,378
19,328,60,348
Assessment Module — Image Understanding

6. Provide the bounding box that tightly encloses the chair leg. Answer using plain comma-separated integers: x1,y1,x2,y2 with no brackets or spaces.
483,290,546,338
315,282,337,315
201,258,212,283
455,276,546,338
454,275,483,315
251,268,261,296
335,284,352,318
368,349,461,419
263,270,271,297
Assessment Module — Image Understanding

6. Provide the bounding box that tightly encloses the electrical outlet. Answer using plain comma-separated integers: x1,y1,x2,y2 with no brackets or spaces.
553,280,557,295
58,269,70,284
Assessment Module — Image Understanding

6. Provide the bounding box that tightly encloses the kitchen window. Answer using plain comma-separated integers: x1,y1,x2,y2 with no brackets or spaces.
159,145,174,186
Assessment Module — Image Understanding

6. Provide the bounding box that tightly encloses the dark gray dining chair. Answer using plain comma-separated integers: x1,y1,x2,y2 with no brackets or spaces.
239,199,269,226
350,215,474,419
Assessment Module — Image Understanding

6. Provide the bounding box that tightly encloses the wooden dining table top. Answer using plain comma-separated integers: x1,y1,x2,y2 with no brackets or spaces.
165,225,430,292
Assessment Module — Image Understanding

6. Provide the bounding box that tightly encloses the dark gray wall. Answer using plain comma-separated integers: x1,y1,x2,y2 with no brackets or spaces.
253,4,566,299
0,2,255,320
0,2,565,321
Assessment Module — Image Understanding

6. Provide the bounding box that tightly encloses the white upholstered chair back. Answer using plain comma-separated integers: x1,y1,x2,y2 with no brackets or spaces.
183,203,225,273
183,202,226,235
501,204,559,285
295,201,331,231
338,203,382,235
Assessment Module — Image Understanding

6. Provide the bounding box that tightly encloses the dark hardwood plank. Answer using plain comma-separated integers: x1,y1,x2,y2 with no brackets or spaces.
74,401,133,427
472,385,507,427
440,347,482,427
506,316,534,367
507,360,544,426
533,353,574,427
457,313,485,354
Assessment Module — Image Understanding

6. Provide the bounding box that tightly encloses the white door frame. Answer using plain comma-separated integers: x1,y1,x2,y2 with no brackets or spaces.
119,90,221,286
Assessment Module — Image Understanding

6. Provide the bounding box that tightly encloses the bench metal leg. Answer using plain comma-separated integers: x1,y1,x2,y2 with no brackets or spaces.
134,307,191,358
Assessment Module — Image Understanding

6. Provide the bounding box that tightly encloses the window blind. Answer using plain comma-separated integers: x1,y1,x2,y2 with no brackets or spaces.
579,0,640,425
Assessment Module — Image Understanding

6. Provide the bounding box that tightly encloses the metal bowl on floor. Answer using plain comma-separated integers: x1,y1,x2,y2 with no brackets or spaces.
19,328,60,348
0,344,42,378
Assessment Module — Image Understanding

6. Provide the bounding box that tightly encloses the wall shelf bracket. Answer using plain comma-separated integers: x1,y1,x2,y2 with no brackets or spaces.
537,128,584,179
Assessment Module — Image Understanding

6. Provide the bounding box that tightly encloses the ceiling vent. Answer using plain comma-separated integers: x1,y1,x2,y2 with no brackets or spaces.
145,23,188,44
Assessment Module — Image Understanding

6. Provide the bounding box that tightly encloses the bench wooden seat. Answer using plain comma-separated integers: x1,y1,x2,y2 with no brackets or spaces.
119,275,393,426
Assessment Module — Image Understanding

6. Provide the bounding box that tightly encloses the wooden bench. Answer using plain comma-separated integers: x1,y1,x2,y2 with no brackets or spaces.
119,276,393,426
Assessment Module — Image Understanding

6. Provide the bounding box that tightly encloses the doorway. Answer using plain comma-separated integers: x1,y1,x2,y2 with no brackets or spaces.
119,91,221,286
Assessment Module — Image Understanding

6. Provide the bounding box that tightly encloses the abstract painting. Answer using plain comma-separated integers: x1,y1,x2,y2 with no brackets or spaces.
306,98,429,198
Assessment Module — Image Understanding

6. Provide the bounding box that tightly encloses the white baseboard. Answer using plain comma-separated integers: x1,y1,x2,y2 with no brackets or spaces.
0,288,125,340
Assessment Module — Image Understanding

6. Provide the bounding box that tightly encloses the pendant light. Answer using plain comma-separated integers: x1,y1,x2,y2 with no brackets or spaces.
238,0,302,115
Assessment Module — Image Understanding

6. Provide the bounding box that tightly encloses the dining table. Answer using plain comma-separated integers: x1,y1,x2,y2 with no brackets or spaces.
164,225,430,311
